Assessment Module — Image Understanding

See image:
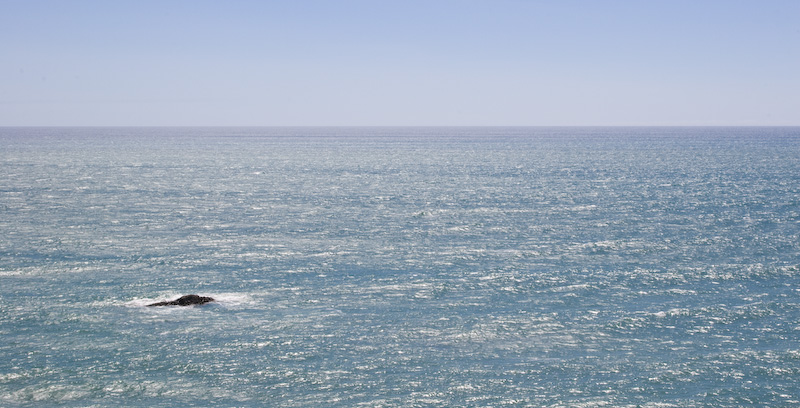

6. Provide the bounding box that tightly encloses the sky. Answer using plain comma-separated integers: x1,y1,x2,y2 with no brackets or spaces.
1,0,798,126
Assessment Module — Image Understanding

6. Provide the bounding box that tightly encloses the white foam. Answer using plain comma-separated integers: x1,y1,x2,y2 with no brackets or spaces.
208,292,253,307
126,292,184,307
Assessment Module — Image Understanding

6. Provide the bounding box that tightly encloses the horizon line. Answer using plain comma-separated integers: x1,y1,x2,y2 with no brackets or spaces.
3,125,800,128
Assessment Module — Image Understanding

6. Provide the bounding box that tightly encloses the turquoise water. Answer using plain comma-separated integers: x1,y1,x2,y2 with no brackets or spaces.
1,127,799,407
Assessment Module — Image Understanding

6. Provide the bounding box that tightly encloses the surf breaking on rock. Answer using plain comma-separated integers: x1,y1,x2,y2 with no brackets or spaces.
146,294,215,307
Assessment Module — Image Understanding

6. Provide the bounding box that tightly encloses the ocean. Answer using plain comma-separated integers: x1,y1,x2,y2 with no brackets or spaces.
1,127,799,407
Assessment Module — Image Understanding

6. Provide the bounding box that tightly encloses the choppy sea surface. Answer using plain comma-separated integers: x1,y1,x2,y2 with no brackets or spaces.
1,127,799,407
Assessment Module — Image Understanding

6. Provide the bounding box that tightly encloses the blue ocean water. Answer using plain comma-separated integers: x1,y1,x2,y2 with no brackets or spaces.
1,127,799,407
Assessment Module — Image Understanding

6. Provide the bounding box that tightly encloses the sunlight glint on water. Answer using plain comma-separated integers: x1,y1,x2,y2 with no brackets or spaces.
1,127,799,406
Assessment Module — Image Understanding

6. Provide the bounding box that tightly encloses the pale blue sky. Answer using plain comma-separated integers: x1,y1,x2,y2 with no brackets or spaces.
1,0,798,126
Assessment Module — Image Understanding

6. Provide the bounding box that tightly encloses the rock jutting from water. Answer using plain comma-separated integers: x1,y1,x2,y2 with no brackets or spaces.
146,294,215,307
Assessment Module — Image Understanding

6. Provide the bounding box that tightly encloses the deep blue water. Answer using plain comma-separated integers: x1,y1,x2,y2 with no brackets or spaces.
1,127,799,407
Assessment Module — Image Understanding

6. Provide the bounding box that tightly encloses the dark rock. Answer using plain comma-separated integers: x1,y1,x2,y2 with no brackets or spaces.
147,294,215,307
